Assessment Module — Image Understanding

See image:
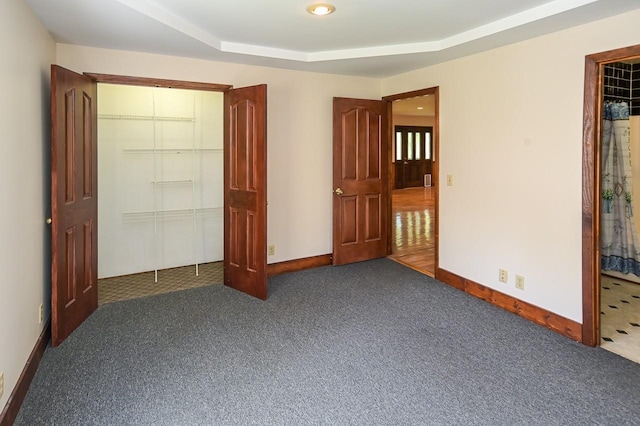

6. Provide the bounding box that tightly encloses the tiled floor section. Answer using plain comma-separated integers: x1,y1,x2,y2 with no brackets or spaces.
600,274,640,363
98,262,223,305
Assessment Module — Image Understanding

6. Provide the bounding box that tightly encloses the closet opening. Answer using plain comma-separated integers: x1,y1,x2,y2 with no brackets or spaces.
90,76,230,305
51,68,267,345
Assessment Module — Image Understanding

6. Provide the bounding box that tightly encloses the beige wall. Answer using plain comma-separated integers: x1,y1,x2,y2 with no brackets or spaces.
393,115,435,127
0,0,55,411
382,9,640,322
56,44,382,264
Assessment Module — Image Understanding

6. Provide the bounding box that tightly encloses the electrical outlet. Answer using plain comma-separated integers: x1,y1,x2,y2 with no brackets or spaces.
268,245,275,256
39,303,44,324
0,371,4,400
516,275,525,290
447,174,454,186
499,269,508,283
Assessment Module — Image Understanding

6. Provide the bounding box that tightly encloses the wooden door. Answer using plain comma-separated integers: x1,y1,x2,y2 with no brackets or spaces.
394,126,433,189
51,65,98,346
332,97,388,265
224,85,268,300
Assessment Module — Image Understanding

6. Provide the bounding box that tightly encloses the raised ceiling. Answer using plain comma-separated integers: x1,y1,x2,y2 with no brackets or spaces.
25,0,640,78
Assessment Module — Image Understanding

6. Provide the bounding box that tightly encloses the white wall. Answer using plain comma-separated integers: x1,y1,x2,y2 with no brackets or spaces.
382,9,640,322
56,45,382,265
0,0,55,412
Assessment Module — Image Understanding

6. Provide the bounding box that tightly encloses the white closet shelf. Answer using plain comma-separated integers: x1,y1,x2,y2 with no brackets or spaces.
98,114,196,122
152,180,193,186
123,148,222,154
122,207,223,223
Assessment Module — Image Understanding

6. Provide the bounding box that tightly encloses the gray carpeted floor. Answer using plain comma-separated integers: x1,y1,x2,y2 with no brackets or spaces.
15,259,640,425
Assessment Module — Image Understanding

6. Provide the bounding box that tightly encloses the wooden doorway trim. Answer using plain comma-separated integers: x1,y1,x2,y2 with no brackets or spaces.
382,87,439,273
582,44,640,346
84,73,232,92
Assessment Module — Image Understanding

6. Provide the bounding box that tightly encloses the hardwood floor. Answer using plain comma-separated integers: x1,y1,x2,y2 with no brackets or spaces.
388,186,435,276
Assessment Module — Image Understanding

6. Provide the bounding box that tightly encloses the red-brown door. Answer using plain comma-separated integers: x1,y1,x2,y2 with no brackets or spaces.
332,97,388,265
51,65,98,346
224,85,268,299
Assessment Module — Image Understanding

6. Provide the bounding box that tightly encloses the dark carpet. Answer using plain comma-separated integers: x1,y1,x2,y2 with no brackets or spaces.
15,259,640,425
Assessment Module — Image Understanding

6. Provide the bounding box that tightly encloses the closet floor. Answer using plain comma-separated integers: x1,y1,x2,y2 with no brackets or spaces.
98,262,224,305
600,274,640,364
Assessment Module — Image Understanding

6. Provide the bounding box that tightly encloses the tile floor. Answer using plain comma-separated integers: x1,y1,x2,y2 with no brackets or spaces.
600,274,640,363
98,262,224,305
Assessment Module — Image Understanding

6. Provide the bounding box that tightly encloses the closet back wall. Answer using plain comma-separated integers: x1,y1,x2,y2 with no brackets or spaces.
97,84,224,279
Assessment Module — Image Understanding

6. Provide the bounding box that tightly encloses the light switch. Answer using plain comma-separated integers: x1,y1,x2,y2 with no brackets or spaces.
447,175,454,186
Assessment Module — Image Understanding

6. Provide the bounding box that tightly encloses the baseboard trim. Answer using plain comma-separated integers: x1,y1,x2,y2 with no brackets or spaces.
267,254,332,276
0,320,50,426
436,268,582,342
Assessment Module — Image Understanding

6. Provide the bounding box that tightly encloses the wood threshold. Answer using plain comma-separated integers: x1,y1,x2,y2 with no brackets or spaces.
388,256,435,278
84,73,232,92
267,254,332,276
436,268,582,342
0,320,51,426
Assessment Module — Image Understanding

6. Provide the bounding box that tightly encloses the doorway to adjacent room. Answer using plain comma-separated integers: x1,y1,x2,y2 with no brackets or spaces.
386,90,438,276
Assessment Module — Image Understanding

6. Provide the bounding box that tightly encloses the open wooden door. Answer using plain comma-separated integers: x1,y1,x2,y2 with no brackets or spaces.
51,65,98,346
332,97,388,265
224,85,268,299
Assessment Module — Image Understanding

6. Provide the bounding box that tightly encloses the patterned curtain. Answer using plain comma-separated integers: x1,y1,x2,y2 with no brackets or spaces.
601,101,640,275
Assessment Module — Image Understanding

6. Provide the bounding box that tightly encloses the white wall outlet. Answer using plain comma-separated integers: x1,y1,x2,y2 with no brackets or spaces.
499,269,508,283
0,371,4,400
39,303,44,324
516,275,525,290
268,245,275,256
447,174,454,186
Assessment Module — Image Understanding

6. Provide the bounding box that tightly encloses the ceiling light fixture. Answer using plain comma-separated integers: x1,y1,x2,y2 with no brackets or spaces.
307,3,336,16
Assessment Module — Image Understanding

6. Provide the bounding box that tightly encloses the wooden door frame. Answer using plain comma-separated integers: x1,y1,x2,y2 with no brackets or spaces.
382,87,439,271
582,44,640,346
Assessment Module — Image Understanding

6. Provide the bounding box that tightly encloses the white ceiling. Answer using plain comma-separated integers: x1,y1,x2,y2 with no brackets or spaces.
25,0,640,78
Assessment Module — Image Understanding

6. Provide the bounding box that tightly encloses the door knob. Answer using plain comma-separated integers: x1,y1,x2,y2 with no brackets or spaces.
334,188,344,195
46,218,52,225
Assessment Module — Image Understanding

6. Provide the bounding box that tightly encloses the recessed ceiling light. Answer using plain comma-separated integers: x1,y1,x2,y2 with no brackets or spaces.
417,106,424,110
307,3,336,16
